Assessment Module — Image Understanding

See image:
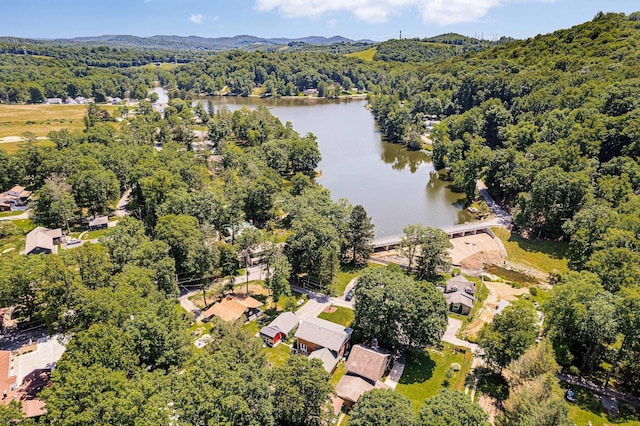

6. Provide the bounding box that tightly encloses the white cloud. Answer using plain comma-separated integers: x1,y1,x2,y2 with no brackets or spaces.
254,0,553,25
190,13,205,24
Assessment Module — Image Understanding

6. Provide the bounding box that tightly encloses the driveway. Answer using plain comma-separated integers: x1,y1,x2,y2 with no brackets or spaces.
443,318,479,353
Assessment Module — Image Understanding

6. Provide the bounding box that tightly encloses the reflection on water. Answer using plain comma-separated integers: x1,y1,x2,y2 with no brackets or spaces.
379,141,430,174
193,95,471,236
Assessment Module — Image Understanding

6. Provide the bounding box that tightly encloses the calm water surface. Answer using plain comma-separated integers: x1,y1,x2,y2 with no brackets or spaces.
195,96,470,237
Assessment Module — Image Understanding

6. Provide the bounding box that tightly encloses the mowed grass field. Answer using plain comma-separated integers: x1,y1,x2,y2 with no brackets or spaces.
0,104,118,138
347,47,377,61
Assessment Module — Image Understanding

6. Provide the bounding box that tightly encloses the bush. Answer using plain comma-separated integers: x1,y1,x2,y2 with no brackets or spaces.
450,362,461,372
530,287,538,296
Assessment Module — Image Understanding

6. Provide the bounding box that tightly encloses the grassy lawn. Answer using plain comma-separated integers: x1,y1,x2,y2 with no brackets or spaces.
492,227,568,274
396,344,472,412
265,343,291,368
484,264,539,287
0,104,118,138
347,47,377,61
0,210,28,218
0,219,36,255
318,306,355,327
330,362,347,386
0,139,56,154
331,262,383,296
241,320,260,337
563,385,639,426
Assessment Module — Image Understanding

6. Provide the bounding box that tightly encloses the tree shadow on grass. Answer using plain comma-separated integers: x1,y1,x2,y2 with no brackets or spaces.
477,371,509,400
398,349,436,385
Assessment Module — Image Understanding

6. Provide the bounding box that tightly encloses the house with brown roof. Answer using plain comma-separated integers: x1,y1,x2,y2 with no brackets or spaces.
24,227,62,255
444,275,476,315
336,344,392,408
201,295,263,323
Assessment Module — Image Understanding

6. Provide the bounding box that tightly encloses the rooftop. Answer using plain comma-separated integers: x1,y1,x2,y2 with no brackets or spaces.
335,374,390,403
308,347,339,373
294,316,352,353
345,344,391,382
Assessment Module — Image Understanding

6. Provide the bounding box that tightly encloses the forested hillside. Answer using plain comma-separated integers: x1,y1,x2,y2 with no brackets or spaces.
370,11,640,394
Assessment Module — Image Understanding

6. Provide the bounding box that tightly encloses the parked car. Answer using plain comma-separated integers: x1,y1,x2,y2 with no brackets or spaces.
345,290,354,301
565,389,576,402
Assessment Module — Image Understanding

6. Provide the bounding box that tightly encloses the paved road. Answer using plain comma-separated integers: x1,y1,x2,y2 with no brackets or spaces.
557,373,640,407
115,188,132,218
0,210,30,221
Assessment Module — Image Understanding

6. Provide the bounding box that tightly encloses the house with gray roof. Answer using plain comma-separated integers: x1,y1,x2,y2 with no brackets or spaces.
294,316,352,357
88,216,109,231
444,275,476,315
24,227,62,255
260,312,299,347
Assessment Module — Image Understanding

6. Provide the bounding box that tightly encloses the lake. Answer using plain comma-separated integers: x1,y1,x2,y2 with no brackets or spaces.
193,96,471,237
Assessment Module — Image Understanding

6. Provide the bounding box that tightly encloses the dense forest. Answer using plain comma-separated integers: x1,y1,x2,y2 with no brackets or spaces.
2,10,640,424
370,11,640,395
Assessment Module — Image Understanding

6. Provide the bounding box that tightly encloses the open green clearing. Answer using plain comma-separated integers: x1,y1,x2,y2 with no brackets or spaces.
318,306,354,327
347,47,377,61
396,344,472,412
0,219,36,255
563,385,639,426
264,342,291,368
0,104,118,138
492,227,569,274
331,262,383,296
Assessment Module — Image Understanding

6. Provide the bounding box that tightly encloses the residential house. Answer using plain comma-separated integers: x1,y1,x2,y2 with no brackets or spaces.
45,98,62,104
24,227,62,255
294,317,352,373
88,215,109,231
336,344,391,408
260,311,299,347
0,185,32,211
201,295,263,323
444,275,476,315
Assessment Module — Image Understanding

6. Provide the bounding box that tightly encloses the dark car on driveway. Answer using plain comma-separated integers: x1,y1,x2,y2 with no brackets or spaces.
345,289,354,301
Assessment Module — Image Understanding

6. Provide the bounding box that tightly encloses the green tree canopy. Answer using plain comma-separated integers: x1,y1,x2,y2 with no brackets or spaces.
354,266,448,350
350,389,417,426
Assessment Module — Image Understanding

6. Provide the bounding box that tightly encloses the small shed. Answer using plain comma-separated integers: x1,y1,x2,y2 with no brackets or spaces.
260,312,299,347
88,216,109,231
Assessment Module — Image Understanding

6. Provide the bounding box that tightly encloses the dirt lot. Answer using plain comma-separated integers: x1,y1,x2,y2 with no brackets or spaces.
462,281,530,340
371,233,505,271
450,233,503,270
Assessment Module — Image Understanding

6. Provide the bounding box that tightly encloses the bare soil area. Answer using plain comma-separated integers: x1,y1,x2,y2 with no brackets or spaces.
478,394,502,424
463,281,529,340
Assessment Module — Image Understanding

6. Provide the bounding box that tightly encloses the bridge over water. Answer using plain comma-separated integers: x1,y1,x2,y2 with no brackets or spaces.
372,218,506,252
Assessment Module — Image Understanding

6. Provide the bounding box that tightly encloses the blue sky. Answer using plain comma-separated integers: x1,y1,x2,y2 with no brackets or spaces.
2,0,638,41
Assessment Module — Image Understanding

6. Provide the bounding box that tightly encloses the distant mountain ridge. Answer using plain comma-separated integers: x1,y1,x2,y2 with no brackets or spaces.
31,34,376,50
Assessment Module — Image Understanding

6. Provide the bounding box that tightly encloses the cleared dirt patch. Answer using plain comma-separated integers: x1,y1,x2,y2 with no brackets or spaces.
450,234,504,270
462,281,529,340
323,306,337,314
